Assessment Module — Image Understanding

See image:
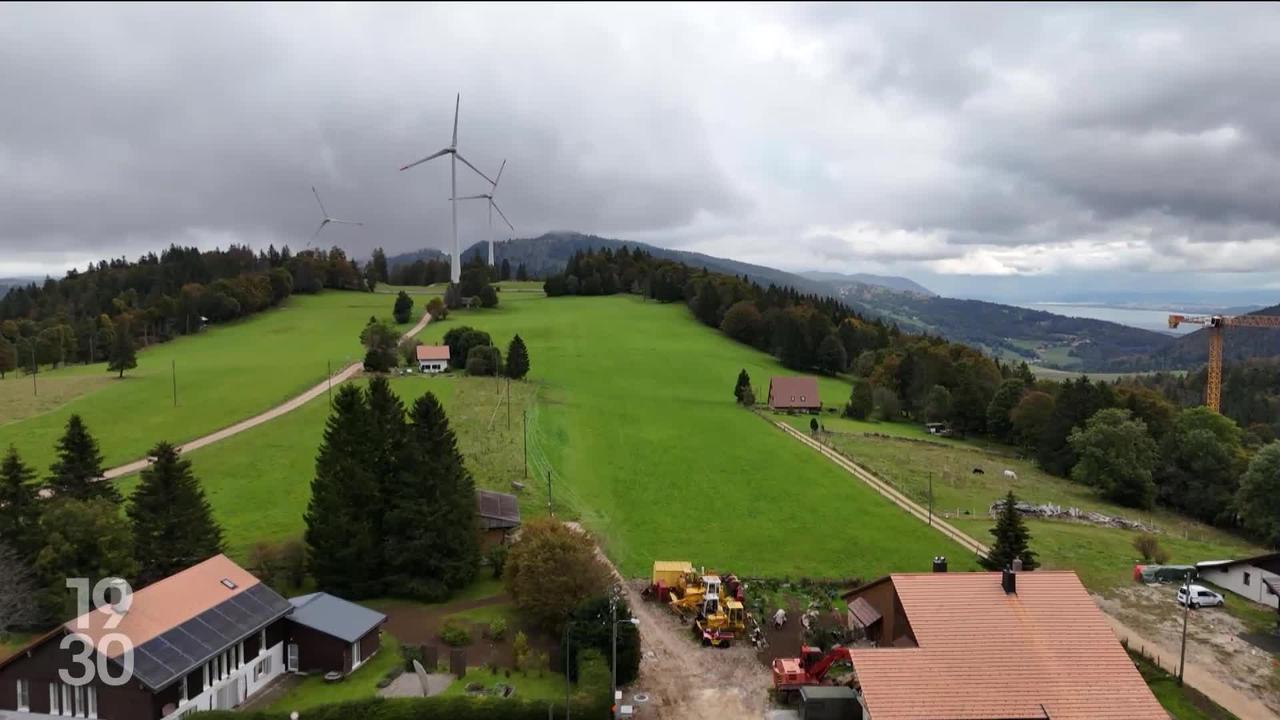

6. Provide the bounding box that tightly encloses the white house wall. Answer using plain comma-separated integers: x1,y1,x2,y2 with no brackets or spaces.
162,642,284,719
1203,564,1280,609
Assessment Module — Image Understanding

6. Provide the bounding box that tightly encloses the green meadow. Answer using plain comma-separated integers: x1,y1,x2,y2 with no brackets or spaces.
0,290,432,471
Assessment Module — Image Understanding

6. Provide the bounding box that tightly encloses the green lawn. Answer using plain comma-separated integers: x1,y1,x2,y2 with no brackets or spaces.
264,636,401,713
445,602,517,626
416,293,976,579
808,428,1261,593
113,374,536,560
0,291,431,471
440,667,569,702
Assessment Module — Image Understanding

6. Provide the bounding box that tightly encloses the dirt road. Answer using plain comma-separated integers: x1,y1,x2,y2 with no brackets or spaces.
564,522,771,719
101,310,434,480
772,416,1278,719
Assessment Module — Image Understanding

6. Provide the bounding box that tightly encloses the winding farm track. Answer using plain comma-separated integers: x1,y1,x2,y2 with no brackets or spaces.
100,311,434,480
771,416,1277,720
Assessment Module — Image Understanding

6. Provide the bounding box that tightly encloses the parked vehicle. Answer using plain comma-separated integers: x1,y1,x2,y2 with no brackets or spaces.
1176,584,1225,608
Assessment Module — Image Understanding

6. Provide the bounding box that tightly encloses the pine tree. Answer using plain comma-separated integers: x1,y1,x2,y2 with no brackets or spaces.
304,385,382,598
500,258,512,281
981,491,1039,570
505,335,530,380
382,392,479,600
0,335,15,379
734,369,751,404
366,376,407,566
393,291,414,324
816,333,848,374
107,320,136,378
128,442,225,586
48,415,119,503
516,263,529,281
35,498,136,621
0,446,42,557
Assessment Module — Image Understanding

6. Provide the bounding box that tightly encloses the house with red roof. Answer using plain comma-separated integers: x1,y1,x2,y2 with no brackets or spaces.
768,376,820,413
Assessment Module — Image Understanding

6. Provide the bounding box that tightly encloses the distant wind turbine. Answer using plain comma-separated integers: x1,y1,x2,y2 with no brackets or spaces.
310,186,363,240
399,94,494,284
454,159,513,267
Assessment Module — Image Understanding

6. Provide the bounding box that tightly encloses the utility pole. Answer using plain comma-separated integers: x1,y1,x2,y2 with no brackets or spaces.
564,624,572,720
523,409,528,478
171,360,178,407
506,377,511,430
1178,571,1192,686
547,470,554,516
327,360,333,408
928,474,933,528
31,347,37,397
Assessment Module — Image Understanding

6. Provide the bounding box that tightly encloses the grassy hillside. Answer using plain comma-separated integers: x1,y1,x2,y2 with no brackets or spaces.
799,424,1261,593
0,290,430,471
417,293,976,578
142,291,976,579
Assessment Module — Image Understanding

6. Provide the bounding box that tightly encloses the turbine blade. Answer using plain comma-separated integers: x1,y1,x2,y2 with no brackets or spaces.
399,148,452,171
454,152,495,184
328,218,363,226
452,194,489,200
312,219,328,239
312,186,327,217
452,93,460,148
492,200,514,232
492,159,506,190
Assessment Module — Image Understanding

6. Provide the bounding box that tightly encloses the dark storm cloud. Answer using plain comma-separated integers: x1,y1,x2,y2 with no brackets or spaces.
3,3,1280,287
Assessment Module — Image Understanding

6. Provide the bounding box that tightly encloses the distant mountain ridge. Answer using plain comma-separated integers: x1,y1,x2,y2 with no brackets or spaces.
389,232,1181,371
0,276,41,298
799,270,935,297
1106,302,1280,371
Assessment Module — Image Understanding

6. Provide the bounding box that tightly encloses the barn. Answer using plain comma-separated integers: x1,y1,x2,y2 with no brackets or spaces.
767,376,820,413
1196,552,1280,609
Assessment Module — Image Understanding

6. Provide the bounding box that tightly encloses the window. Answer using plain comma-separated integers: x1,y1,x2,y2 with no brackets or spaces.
259,628,267,655
220,578,238,590
352,639,363,669
61,684,70,716
16,680,29,712
790,395,795,402
75,685,85,716
799,395,806,402
1245,572,1252,586
86,687,97,719
49,684,58,714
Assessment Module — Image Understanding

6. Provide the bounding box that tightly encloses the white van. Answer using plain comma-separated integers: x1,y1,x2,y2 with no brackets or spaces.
1176,584,1225,608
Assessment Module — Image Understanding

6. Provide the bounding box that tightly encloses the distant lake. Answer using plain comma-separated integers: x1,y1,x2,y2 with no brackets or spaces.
1017,303,1199,335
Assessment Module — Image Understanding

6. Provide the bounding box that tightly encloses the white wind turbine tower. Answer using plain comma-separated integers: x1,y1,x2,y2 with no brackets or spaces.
399,94,494,284
454,159,513,267
310,186,363,240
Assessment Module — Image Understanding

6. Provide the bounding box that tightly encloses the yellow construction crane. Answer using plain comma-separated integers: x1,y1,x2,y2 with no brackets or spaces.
1168,313,1280,412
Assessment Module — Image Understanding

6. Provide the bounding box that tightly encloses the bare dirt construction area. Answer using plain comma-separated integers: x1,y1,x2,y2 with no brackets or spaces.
1095,584,1280,715
624,579,772,719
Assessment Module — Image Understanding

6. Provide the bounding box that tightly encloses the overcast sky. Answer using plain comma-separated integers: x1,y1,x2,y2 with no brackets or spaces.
4,3,1280,302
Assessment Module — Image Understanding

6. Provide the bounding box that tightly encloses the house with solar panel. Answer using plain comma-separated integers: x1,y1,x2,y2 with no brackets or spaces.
476,489,521,549
0,554,384,719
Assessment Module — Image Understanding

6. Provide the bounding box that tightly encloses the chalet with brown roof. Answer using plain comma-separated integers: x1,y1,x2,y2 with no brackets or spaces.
416,344,450,373
839,570,1167,720
0,555,383,720
767,376,820,413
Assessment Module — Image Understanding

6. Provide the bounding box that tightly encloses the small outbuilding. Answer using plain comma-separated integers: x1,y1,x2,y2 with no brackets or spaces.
416,345,450,373
476,489,521,549
768,377,820,413
799,685,862,720
284,593,387,676
1196,553,1280,609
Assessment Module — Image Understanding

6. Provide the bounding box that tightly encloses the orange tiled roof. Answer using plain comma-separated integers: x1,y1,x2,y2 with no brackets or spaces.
64,554,260,651
847,571,1167,720
416,345,450,361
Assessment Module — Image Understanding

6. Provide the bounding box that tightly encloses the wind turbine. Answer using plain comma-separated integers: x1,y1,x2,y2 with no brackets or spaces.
454,159,513,267
310,186,362,241
399,94,494,284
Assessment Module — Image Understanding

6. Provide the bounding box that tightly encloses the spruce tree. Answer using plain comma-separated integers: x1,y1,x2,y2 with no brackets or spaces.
382,392,479,600
128,442,225,586
393,291,414,324
48,414,119,503
505,335,530,380
107,320,137,378
0,446,42,558
734,369,751,404
981,491,1039,570
304,385,382,598
366,376,407,568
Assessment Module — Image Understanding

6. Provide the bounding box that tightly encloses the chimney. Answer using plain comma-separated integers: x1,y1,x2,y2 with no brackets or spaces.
1012,558,1024,572
1002,566,1017,594
932,556,948,573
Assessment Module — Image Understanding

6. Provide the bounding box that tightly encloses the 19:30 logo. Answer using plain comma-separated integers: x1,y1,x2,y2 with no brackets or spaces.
59,578,135,687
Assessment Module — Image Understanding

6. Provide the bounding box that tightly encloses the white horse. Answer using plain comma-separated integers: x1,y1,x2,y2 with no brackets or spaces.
1003,469,1018,481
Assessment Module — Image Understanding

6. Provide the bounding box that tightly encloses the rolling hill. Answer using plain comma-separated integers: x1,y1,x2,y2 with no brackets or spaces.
799,270,936,296
390,232,1176,371
1105,302,1280,371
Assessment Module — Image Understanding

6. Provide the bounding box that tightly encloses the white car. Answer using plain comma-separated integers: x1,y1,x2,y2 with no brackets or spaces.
1176,584,1224,608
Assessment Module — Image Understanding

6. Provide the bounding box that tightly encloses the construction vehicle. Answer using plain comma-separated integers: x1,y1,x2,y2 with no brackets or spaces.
1168,313,1280,412
772,645,855,698
648,561,695,603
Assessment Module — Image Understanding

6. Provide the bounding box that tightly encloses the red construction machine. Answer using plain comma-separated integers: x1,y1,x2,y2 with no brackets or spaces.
771,645,855,699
